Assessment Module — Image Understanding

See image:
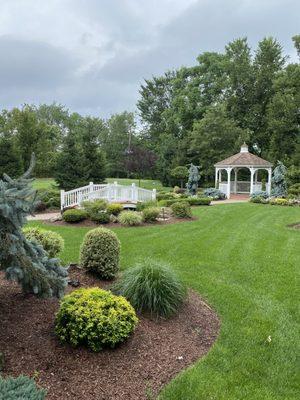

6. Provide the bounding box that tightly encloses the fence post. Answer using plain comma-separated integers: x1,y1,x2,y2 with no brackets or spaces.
60,190,65,211
152,188,156,201
89,182,93,200
131,183,137,202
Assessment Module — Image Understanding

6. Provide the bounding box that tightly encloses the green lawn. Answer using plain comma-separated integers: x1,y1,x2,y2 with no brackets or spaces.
28,203,300,400
33,177,170,191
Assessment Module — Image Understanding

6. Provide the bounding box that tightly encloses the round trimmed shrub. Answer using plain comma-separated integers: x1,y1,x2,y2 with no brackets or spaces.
118,211,143,226
80,227,120,279
55,287,138,351
0,375,46,399
113,259,186,318
90,211,110,224
62,209,87,223
107,203,123,216
171,201,192,218
142,207,160,222
23,227,64,258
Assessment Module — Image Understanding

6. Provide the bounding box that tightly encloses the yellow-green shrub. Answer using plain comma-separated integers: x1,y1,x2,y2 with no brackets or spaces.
23,227,64,257
142,207,160,222
107,203,123,216
80,228,120,279
55,288,138,351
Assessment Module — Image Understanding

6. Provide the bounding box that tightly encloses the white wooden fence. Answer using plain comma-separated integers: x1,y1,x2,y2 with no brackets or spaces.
60,182,156,210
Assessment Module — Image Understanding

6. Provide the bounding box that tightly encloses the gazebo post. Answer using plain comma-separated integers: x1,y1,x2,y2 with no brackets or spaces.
226,167,232,199
250,168,255,195
215,168,218,189
267,168,272,195
234,168,238,194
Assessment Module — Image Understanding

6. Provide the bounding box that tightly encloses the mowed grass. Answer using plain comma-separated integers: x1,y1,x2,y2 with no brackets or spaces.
33,177,170,191
28,203,300,400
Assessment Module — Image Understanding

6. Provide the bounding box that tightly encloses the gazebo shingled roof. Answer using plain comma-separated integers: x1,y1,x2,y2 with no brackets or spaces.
214,151,272,167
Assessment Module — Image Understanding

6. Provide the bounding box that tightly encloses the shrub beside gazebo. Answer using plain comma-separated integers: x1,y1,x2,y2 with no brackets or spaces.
214,143,272,199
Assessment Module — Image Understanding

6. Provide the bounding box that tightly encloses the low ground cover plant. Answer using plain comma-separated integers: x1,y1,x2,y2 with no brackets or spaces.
113,259,186,318
80,227,120,279
203,188,226,200
55,287,138,351
171,201,192,218
23,227,64,257
142,206,161,222
118,211,143,226
0,375,46,399
62,209,87,223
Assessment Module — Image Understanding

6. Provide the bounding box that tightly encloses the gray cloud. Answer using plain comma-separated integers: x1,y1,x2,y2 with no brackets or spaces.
0,0,298,117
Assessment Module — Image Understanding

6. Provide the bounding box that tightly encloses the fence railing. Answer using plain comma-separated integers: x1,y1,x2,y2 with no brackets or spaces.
60,182,156,210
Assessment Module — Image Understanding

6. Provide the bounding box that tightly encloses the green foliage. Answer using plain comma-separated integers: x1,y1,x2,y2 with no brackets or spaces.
82,199,107,216
80,227,120,279
187,164,200,195
269,198,289,206
90,211,110,224
0,375,46,400
142,207,161,222
203,188,226,200
170,166,189,188
250,191,269,199
0,137,23,178
62,209,87,223
0,154,68,298
135,200,158,211
37,188,60,209
55,287,138,351
171,201,192,218
112,259,186,318
23,227,64,258
288,183,300,197
118,211,143,226
287,165,300,186
187,197,211,206
272,161,288,197
107,203,123,215
249,196,268,204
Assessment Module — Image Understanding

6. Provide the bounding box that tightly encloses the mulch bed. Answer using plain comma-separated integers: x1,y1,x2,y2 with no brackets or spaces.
0,266,220,400
48,215,197,228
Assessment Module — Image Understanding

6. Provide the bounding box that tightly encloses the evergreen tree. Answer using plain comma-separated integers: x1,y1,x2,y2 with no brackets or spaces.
81,117,106,183
54,132,88,190
0,137,23,178
272,161,288,197
0,154,68,297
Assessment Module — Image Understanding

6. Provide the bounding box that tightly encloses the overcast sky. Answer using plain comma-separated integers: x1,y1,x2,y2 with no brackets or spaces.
0,0,299,117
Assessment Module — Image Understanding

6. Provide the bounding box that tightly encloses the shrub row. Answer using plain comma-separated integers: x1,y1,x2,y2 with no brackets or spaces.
250,197,299,206
159,197,211,207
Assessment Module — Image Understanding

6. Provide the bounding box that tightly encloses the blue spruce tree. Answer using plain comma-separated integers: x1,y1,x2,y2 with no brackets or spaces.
272,161,288,197
0,154,68,297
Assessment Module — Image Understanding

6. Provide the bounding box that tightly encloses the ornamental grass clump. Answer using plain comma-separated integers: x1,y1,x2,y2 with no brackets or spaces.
113,259,186,318
55,288,138,351
23,227,64,258
80,227,120,279
118,211,143,226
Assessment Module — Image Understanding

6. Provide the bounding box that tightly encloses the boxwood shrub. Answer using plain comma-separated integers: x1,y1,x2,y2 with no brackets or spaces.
90,211,110,224
23,227,64,257
118,211,143,226
171,201,192,218
55,288,138,351
80,227,120,279
142,207,161,222
62,209,87,223
113,259,186,318
0,375,46,399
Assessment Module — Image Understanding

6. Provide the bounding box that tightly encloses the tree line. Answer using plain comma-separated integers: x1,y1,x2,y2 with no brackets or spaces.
0,35,299,188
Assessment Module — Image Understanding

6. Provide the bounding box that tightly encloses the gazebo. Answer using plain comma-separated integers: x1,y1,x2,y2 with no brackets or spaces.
214,143,272,199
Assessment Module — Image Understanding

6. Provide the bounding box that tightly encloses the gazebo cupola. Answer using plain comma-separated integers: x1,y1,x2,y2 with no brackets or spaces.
214,143,272,199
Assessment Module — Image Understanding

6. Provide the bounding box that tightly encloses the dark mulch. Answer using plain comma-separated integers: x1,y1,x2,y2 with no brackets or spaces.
0,266,220,400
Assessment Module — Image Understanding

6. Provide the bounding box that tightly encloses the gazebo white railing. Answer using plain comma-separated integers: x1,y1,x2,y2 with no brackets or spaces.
60,182,156,210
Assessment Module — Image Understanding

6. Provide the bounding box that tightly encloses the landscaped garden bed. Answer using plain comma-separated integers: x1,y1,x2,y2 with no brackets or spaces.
0,265,220,400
